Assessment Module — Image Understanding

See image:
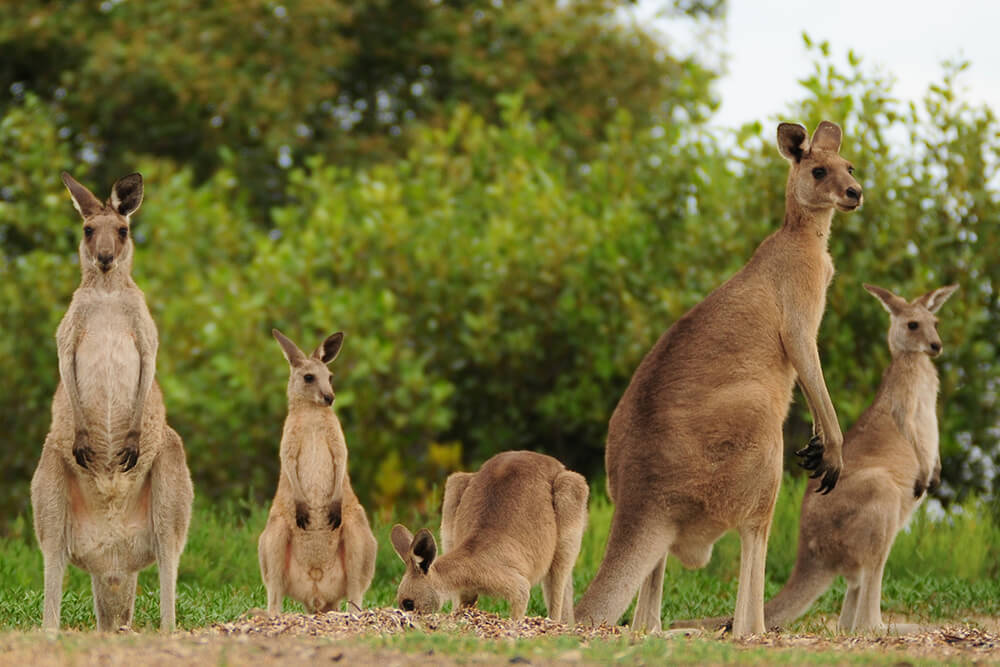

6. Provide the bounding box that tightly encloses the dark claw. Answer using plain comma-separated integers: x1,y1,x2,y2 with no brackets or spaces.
295,503,309,529
913,479,926,498
116,446,139,471
927,475,940,494
73,446,93,469
816,466,840,495
795,435,824,471
328,499,342,530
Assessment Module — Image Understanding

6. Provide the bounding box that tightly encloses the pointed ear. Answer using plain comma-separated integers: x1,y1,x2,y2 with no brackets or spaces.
864,284,907,315
312,331,344,364
110,173,143,217
776,123,809,162
411,528,437,574
810,120,843,153
916,284,959,314
61,172,103,219
272,328,306,367
391,524,414,562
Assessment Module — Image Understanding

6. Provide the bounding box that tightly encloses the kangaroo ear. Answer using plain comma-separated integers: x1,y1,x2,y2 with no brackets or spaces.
917,284,959,314
272,328,306,367
776,123,809,163
110,173,143,217
810,120,843,153
313,331,344,364
411,528,437,574
391,524,414,562
864,284,907,315
61,172,103,219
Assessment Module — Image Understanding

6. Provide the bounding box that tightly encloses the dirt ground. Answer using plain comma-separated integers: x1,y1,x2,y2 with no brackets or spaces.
2,608,998,666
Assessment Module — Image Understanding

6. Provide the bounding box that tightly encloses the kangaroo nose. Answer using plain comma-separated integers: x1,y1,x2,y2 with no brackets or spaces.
846,187,862,200
323,393,334,406
98,252,113,265
930,342,941,353
401,599,415,611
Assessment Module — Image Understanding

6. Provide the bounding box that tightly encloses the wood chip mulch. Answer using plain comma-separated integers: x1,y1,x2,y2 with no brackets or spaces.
201,607,1000,660
203,607,625,641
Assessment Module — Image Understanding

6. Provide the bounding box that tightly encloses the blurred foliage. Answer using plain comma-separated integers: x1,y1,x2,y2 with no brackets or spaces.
1,27,997,526
0,0,717,216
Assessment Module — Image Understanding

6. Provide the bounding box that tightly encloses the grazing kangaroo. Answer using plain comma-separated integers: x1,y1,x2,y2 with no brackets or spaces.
258,329,376,615
391,451,589,623
31,172,193,632
575,121,862,636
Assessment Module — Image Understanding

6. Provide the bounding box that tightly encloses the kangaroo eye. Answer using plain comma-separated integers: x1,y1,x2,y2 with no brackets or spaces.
908,321,919,330
118,226,128,240
303,374,315,383
812,167,827,179
84,226,94,238
847,165,855,175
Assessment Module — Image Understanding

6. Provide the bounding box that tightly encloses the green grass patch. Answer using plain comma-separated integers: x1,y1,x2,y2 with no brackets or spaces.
1,474,998,631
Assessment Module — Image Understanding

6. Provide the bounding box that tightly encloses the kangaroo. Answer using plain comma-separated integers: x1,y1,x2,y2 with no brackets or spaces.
258,329,376,615
677,283,958,634
575,121,862,636
30,172,193,632
391,451,589,623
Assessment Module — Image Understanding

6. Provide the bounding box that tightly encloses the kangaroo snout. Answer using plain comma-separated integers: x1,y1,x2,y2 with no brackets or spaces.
97,252,114,270
401,598,415,611
846,186,862,201
323,393,334,406
930,341,942,355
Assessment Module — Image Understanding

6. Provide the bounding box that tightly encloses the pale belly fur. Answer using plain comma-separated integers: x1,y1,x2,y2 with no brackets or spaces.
286,530,347,611
297,432,337,510
66,473,155,574
75,314,141,452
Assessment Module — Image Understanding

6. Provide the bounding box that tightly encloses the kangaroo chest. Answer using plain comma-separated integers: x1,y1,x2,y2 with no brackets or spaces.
290,422,343,506
73,293,141,447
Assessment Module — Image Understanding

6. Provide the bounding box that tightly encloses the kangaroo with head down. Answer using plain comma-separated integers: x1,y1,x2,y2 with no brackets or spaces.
575,121,863,636
391,451,589,623
258,329,376,614
31,172,193,632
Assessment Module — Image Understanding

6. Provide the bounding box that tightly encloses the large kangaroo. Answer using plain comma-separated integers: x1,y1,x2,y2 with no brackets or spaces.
31,172,193,632
258,329,376,614
575,121,862,636
391,451,589,622
752,283,957,633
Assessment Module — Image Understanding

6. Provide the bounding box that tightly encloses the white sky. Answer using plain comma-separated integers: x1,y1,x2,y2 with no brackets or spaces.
630,0,1000,130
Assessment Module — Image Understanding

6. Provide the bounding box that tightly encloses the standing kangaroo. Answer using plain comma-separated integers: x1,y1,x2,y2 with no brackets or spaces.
31,172,193,632
575,121,862,636
756,283,957,633
258,329,376,615
391,451,589,623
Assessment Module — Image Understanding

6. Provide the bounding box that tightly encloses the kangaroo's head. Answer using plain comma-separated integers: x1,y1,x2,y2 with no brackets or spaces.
272,329,344,408
62,172,143,277
777,121,862,213
391,524,443,613
864,284,959,357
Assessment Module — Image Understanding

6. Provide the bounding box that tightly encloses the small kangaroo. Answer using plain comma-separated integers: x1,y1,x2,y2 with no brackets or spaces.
258,329,376,615
729,283,958,633
391,451,589,623
575,121,862,636
31,172,193,632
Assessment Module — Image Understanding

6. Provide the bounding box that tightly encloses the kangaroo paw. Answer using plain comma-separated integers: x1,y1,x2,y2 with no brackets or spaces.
913,478,926,498
73,431,93,469
295,503,309,529
328,499,342,529
116,431,140,471
796,435,840,494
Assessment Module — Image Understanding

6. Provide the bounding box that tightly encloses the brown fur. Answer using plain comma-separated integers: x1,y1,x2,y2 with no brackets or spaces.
675,283,957,634
257,330,376,614
391,451,589,622
31,172,193,632
575,121,863,636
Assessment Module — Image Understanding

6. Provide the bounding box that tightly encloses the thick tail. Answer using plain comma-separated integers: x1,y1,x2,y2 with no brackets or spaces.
762,563,834,629
670,564,834,632
575,505,672,627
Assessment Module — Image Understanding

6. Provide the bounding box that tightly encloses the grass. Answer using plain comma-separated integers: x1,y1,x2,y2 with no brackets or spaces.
0,474,998,632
